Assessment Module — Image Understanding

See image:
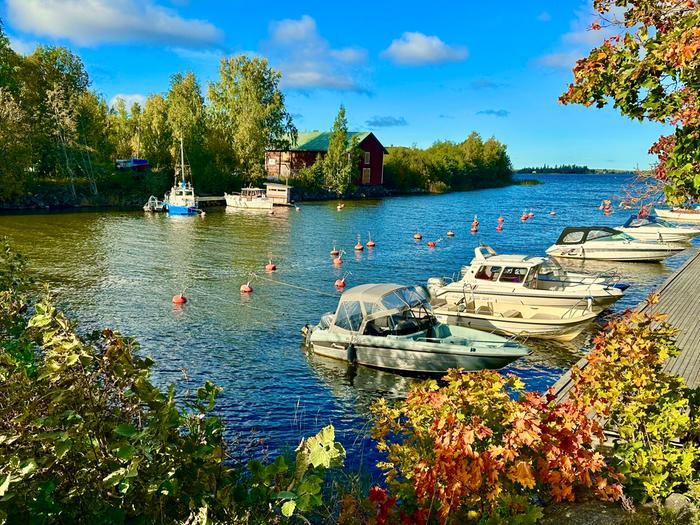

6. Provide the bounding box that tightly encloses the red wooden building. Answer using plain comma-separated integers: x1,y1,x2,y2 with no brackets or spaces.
265,131,388,186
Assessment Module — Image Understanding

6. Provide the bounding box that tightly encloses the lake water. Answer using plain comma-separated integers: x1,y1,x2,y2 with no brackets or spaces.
1,173,696,473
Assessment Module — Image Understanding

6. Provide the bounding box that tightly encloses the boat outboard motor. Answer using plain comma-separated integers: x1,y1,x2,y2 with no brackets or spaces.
426,277,446,299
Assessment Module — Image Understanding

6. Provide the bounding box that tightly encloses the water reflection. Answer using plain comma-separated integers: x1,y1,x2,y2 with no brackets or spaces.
304,346,425,404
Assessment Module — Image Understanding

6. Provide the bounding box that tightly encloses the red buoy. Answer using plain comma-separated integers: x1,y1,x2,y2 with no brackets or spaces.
496,224,503,232
333,257,343,266
427,240,436,248
447,230,455,237
240,282,253,294
354,242,364,251
366,240,376,248
330,245,339,256
265,260,276,272
520,212,528,222
471,215,479,228
413,232,422,240
528,211,534,218
497,216,504,223
335,278,346,288
172,294,187,305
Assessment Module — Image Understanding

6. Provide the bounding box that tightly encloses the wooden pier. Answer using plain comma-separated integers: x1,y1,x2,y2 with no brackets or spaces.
552,249,700,403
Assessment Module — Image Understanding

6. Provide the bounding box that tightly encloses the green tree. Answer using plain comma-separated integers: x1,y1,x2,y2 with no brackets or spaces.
140,94,172,171
0,21,20,94
207,55,296,184
323,105,359,195
166,72,206,183
109,97,133,160
560,0,700,205
0,89,31,202
18,46,90,187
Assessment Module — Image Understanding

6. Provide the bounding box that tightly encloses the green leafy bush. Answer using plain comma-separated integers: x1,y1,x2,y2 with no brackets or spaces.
570,298,700,501
0,238,344,524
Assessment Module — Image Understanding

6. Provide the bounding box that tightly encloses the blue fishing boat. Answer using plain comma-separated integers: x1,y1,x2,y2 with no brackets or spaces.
164,138,199,216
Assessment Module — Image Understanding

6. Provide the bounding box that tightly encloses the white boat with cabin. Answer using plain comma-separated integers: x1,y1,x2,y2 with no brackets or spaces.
302,284,531,374
427,245,625,313
616,214,700,244
546,226,686,262
224,187,274,209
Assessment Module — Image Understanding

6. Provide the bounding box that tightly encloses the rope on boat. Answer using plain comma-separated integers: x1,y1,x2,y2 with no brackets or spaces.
183,284,294,318
250,273,340,298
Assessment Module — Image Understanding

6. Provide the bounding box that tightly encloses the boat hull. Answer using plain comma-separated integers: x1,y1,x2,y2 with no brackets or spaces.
224,194,273,209
307,325,530,374
432,286,621,312
615,227,697,244
432,309,596,342
166,204,198,215
654,208,700,224
545,245,684,262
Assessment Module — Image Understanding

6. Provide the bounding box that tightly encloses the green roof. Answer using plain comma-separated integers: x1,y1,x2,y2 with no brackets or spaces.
289,131,373,152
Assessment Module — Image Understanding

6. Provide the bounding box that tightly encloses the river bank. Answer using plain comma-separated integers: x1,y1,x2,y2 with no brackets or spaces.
0,174,521,212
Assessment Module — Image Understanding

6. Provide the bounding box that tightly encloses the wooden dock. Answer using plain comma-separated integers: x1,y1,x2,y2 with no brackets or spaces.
552,249,700,403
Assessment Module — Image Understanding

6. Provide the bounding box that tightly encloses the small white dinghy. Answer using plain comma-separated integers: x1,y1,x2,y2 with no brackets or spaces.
302,284,531,374
432,296,597,342
546,227,686,262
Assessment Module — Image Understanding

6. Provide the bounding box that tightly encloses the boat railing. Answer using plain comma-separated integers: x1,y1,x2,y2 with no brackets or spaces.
462,283,476,305
560,296,594,319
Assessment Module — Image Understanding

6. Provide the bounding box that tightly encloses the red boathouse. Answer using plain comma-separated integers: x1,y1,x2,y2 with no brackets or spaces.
265,131,388,186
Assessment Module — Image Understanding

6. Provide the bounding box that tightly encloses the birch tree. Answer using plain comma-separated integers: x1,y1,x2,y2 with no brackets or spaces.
208,55,296,182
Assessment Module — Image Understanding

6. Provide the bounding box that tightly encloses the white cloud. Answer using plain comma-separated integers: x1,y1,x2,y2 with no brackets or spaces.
8,35,40,55
109,93,147,110
536,51,582,69
536,1,626,68
263,15,368,92
381,32,467,66
6,0,223,48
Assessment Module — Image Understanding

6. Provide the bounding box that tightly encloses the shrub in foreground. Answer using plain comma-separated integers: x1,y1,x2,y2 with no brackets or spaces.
0,238,344,524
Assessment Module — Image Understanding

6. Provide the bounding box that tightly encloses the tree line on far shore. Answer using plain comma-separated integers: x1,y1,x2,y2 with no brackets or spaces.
383,132,513,193
0,22,296,204
0,21,514,206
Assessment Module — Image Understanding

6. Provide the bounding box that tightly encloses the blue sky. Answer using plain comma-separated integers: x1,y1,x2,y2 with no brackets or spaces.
1,0,668,169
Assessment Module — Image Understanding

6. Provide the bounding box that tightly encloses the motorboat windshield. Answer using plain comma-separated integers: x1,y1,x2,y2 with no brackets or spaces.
623,215,676,229
332,284,434,335
554,227,635,245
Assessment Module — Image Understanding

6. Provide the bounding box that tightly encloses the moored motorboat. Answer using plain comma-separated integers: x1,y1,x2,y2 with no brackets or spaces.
546,226,686,262
432,296,597,342
616,214,700,244
302,283,531,374
224,187,274,209
654,207,700,224
164,138,199,216
427,245,625,312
